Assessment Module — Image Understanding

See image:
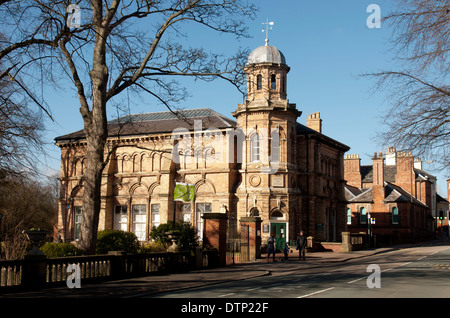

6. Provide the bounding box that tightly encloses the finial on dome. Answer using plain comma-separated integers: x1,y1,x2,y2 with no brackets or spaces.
262,18,274,46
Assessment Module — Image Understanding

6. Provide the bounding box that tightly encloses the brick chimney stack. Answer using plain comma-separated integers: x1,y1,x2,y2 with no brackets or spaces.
447,179,450,206
344,154,361,188
386,147,397,166
372,152,385,206
306,112,322,133
372,152,385,187
414,157,422,170
395,151,415,197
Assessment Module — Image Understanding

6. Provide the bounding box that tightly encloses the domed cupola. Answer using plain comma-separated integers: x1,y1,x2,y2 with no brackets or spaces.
243,40,290,104
247,44,286,66
232,21,299,120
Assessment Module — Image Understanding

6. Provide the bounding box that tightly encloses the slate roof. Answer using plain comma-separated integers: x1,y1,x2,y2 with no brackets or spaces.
296,123,350,152
436,193,449,204
360,165,436,184
360,165,397,183
345,181,428,208
55,108,237,143
56,107,351,153
345,184,364,199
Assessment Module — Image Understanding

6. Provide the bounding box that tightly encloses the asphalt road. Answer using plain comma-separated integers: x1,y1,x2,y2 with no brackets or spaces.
152,243,450,298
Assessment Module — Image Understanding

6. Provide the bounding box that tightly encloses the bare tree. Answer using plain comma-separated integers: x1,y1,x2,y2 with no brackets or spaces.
0,0,256,254
0,70,47,177
368,0,449,172
0,175,58,259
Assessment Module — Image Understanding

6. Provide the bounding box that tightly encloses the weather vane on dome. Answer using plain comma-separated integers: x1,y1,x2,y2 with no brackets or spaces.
262,18,274,46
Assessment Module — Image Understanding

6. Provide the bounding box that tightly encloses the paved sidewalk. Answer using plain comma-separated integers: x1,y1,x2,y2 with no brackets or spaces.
0,242,435,298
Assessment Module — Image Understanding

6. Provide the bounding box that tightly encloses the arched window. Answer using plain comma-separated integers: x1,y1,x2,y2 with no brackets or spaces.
360,207,367,224
270,130,280,163
257,74,262,90
392,207,399,224
270,210,284,220
250,134,260,162
347,208,352,225
74,206,82,240
249,207,259,217
270,74,276,90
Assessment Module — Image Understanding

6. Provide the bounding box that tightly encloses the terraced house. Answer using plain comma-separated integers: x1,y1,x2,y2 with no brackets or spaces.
55,42,350,250
344,147,435,245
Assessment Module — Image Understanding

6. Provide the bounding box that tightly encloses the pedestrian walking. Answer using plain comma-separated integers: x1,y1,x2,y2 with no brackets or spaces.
266,233,276,262
283,242,290,262
296,231,307,260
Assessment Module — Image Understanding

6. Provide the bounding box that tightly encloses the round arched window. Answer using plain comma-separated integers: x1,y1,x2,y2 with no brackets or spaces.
270,210,284,220
249,207,259,217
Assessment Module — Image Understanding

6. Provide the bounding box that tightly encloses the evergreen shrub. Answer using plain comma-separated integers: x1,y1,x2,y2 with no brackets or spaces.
40,242,81,257
96,230,139,254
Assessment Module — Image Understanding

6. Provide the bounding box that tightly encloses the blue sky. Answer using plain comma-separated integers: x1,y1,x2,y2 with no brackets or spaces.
42,0,448,196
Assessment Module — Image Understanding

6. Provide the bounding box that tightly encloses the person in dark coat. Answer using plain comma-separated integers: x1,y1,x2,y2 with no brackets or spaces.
266,234,276,262
283,242,290,262
296,231,307,260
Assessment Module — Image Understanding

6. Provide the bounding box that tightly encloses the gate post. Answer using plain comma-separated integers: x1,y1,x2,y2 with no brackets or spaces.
239,217,262,261
341,231,352,252
22,254,47,289
202,213,228,266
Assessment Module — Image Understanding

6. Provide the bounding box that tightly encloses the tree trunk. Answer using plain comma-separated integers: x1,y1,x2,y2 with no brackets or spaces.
79,127,106,254
78,1,109,254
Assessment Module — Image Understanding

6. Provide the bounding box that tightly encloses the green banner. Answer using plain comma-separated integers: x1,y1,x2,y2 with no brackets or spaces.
174,182,195,202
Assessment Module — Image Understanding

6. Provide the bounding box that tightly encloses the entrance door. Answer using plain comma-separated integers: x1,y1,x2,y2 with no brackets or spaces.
270,223,286,251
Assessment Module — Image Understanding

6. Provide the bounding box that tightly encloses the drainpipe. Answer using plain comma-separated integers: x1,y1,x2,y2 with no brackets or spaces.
306,134,310,236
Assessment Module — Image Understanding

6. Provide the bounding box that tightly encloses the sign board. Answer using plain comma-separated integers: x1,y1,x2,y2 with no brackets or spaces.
174,182,195,202
272,175,284,187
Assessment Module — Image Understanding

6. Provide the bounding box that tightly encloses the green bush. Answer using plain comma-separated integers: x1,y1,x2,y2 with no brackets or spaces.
149,221,198,252
138,241,166,253
40,242,81,258
96,230,139,254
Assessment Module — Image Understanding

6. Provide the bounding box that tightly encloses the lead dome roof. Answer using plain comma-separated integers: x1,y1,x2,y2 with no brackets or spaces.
247,44,286,65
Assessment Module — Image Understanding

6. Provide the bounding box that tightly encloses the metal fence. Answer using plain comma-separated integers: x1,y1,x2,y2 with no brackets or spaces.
226,224,249,265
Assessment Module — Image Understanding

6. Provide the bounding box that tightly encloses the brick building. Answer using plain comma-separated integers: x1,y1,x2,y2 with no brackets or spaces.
55,42,350,249
344,147,435,245
435,179,450,236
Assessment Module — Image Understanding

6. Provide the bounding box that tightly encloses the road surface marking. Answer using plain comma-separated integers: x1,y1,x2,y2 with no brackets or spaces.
297,287,334,298
347,277,365,284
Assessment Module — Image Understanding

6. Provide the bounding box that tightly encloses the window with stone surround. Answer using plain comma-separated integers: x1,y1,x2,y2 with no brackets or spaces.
250,134,260,162
74,206,82,241
360,207,367,224
392,207,399,224
347,208,352,225
270,130,280,163
132,204,146,241
270,74,276,90
196,203,212,240
151,203,160,228
183,203,191,223
114,205,128,231
257,74,262,90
